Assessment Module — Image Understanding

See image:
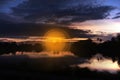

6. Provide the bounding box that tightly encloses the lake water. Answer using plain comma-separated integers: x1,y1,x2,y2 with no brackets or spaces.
1,52,120,74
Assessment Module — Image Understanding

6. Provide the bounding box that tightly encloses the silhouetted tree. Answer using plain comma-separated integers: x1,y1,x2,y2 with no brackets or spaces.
1,34,120,65
70,35,120,64
71,38,97,58
97,38,102,43
17,43,43,54
33,43,43,52
0,42,43,55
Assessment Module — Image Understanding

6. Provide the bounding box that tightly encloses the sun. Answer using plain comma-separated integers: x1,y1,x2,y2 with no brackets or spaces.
42,28,70,52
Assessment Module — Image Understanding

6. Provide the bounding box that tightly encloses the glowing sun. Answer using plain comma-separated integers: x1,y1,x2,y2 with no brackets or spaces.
42,29,70,52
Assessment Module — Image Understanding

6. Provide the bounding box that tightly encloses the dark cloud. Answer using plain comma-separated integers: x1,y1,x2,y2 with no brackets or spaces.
11,0,114,24
0,22,95,38
112,12,120,19
0,0,118,38
113,16,120,19
0,0,27,13
0,0,9,4
55,6,114,24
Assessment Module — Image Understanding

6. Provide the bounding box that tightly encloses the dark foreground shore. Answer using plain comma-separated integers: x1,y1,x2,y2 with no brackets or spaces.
0,55,119,80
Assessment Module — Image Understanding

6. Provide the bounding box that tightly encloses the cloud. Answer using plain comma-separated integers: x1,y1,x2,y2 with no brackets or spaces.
0,0,27,13
11,0,114,23
0,22,95,38
69,19,120,40
0,0,118,38
113,16,120,19
0,0,9,5
70,19,120,33
112,12,120,19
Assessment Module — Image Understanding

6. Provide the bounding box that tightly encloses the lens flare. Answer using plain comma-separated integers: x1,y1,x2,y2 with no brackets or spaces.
42,29,70,52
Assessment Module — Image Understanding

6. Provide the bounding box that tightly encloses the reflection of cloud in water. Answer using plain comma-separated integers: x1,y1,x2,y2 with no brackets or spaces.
15,51,75,58
78,54,120,74
2,52,120,74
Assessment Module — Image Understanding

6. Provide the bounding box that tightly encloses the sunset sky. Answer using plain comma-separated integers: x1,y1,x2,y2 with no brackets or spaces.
0,0,120,41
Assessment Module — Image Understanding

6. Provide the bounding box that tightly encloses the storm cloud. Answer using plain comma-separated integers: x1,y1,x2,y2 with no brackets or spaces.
0,22,95,38
0,0,120,38
11,0,114,24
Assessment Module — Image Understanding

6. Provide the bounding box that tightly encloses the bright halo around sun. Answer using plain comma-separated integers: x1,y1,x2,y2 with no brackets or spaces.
42,28,70,52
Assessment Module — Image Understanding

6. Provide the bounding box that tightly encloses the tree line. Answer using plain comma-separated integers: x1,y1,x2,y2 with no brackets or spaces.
0,42,42,55
0,35,120,61
71,34,120,61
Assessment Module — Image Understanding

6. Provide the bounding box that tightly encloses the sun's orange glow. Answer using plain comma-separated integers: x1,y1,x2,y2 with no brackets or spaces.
42,29,70,52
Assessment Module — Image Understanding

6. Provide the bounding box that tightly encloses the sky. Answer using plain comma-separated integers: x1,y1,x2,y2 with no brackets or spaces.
0,0,120,41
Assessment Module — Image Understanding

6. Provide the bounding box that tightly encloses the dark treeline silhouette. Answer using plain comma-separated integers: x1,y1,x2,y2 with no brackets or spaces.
0,42,43,55
71,38,97,58
0,34,120,61
97,35,120,61
71,34,120,62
